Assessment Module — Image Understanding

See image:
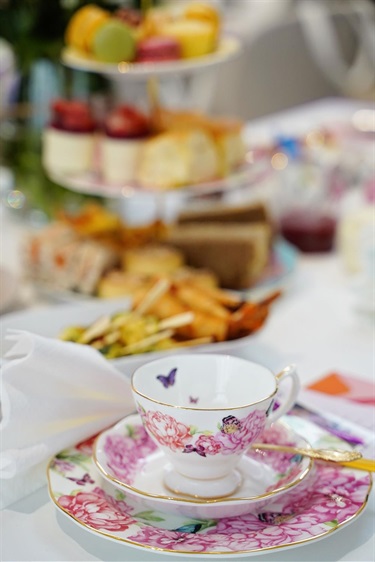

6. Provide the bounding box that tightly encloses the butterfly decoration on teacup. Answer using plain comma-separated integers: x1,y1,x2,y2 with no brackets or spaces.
156,368,177,389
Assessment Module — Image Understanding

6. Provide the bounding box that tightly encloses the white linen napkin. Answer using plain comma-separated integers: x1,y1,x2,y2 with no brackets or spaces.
0,330,136,509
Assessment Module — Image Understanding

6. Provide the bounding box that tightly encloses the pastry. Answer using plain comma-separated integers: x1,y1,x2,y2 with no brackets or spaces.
65,4,111,53
97,270,154,299
42,99,97,175
92,19,136,63
24,222,118,294
101,105,150,185
122,244,185,275
207,118,246,176
135,36,181,62
183,1,221,34
150,108,245,178
136,128,219,189
158,19,217,58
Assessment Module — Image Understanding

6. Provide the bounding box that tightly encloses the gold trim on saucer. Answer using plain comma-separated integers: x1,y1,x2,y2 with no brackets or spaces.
92,414,313,505
46,458,373,557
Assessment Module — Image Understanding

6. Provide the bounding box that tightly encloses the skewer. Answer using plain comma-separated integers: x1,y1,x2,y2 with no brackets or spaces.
158,311,195,330
120,329,174,355
134,277,171,316
78,315,111,344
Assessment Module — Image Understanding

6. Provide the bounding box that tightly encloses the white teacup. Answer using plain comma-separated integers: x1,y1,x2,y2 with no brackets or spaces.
131,354,300,499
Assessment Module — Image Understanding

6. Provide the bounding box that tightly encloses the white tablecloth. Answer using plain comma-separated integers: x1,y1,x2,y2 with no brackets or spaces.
1,98,374,562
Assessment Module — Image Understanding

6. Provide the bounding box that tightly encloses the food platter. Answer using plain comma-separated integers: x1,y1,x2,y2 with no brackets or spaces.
61,36,241,78
0,297,269,377
25,238,298,306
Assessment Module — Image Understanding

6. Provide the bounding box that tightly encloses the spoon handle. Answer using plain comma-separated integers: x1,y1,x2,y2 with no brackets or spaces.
251,443,360,461
339,458,375,472
252,443,375,471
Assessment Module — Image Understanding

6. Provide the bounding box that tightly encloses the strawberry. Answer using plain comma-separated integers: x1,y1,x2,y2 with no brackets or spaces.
50,99,96,133
105,105,150,138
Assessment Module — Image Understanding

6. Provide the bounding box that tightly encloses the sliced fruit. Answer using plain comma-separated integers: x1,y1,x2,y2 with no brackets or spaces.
50,99,96,133
105,105,150,138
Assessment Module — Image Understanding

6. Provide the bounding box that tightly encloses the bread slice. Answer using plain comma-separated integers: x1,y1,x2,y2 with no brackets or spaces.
166,222,272,290
177,201,270,225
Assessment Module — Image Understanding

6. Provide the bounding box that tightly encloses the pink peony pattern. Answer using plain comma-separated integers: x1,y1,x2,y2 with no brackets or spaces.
144,410,192,451
49,423,372,555
140,408,267,457
216,410,267,455
58,490,133,532
103,425,156,483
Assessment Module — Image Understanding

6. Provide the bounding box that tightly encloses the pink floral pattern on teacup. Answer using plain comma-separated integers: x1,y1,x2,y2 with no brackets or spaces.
145,410,192,451
140,406,267,457
217,411,266,454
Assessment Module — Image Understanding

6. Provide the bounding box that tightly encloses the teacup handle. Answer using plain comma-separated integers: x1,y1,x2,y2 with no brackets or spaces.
267,364,300,425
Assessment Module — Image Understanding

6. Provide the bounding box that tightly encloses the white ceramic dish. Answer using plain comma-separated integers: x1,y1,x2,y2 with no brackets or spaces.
61,36,241,78
0,298,265,376
93,413,313,519
45,158,252,199
47,415,372,557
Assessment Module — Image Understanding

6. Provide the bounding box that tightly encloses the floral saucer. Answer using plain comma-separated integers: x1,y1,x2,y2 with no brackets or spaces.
92,414,312,519
47,415,372,558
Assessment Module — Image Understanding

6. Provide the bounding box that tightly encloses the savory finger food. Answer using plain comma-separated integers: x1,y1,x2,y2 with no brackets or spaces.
59,277,280,357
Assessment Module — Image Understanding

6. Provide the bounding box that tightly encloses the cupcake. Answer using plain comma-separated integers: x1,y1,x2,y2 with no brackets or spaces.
42,99,97,176
101,105,150,185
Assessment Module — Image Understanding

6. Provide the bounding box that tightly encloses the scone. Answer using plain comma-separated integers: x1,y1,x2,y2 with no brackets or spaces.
136,128,219,189
122,244,185,275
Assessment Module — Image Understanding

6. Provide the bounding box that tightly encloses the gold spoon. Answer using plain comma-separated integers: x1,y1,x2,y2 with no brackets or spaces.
251,443,375,471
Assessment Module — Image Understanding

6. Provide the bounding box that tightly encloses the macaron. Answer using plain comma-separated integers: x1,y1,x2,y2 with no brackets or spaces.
65,4,111,53
92,19,136,63
135,36,181,63
158,20,217,58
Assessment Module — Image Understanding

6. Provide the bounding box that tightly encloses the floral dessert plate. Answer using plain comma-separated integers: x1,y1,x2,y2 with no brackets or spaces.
92,414,312,519
47,415,372,558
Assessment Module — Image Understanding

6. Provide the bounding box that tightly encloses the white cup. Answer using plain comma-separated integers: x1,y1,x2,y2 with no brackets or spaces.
131,354,300,499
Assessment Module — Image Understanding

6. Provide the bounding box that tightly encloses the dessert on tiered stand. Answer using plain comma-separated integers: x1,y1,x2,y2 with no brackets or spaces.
42,100,247,193
34,2,287,302
101,104,151,185
62,1,228,67
42,99,97,176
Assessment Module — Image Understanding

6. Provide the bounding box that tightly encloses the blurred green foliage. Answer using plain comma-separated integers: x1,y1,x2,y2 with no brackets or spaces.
0,0,114,218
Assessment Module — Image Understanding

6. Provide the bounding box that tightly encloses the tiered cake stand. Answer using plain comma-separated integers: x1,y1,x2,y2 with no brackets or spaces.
44,36,254,225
